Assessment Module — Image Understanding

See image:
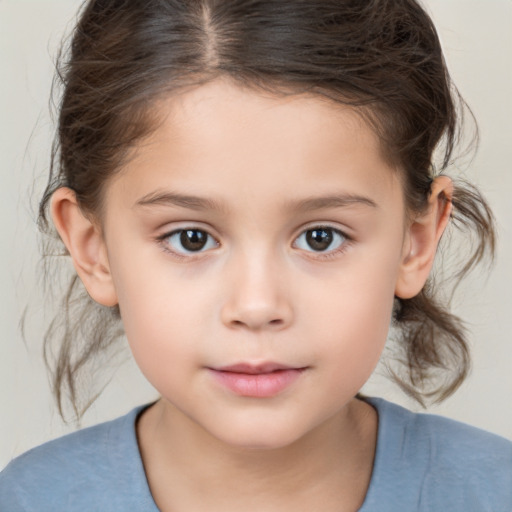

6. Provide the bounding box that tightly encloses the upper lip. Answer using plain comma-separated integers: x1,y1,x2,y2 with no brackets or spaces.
212,363,303,374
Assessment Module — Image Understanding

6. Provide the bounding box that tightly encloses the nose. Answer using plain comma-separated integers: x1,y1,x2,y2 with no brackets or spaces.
220,250,293,331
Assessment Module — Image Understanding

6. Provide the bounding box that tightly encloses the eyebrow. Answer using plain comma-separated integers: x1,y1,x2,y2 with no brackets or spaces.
136,191,228,212
135,190,378,213
284,193,378,212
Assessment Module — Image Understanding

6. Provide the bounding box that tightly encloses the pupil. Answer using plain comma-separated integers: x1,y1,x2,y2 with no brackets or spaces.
306,229,333,251
180,230,207,251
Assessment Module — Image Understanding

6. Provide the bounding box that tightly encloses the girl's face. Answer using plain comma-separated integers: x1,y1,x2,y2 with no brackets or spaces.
101,78,408,449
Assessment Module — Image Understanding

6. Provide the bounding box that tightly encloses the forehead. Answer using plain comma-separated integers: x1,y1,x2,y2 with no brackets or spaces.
108,78,402,214
151,79,383,161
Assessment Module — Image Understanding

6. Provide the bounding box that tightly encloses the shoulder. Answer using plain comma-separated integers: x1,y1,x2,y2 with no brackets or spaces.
372,396,512,465
0,404,157,512
407,400,510,472
364,397,512,511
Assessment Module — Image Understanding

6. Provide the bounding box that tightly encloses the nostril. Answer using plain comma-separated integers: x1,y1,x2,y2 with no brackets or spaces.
230,318,284,329
221,297,293,331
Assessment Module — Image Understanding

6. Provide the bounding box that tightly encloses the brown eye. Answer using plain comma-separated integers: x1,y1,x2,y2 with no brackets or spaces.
164,229,218,254
306,229,333,251
294,226,345,253
180,230,208,251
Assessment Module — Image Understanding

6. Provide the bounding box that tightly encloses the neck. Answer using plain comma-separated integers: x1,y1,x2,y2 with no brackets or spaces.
137,397,377,512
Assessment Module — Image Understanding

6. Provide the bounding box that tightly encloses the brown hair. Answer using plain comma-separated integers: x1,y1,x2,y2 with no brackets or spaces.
38,0,495,420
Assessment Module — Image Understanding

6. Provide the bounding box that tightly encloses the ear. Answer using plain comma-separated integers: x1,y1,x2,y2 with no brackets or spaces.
51,187,118,307
395,176,453,299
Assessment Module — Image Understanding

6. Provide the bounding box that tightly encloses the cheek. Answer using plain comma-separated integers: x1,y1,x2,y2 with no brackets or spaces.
306,251,400,383
315,287,393,364
107,248,214,373
117,283,202,393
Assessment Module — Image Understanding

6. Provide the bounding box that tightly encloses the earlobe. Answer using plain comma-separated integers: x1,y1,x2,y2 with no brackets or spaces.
51,187,118,307
395,176,453,299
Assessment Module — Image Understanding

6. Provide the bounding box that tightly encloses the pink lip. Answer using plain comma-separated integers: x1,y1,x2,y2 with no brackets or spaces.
208,363,307,398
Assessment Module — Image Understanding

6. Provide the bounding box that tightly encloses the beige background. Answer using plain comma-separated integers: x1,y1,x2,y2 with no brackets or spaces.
1,0,511,469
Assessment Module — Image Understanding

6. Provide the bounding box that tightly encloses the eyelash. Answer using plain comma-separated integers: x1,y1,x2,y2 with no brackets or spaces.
293,225,350,261
156,225,351,261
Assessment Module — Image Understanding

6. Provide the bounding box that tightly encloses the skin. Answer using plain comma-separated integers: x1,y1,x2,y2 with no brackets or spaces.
51,77,453,511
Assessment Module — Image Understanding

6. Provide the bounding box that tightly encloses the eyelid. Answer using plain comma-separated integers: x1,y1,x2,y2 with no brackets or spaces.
156,225,220,259
155,222,353,261
292,224,352,260
293,222,352,243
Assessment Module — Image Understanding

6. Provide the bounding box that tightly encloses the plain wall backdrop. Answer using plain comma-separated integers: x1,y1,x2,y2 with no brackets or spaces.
1,0,511,469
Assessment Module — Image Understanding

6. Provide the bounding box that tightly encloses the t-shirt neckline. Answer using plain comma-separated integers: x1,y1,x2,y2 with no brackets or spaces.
127,397,389,511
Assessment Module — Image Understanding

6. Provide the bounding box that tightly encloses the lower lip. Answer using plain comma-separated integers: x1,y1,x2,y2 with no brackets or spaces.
209,368,305,398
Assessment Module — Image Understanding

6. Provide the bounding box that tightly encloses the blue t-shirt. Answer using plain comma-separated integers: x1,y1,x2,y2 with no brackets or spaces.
1,397,511,511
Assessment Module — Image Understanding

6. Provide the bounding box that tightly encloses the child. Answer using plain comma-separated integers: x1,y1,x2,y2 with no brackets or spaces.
1,0,511,510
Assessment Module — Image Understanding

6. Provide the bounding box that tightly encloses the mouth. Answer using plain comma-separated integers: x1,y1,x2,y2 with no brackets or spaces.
215,362,304,374
207,362,308,397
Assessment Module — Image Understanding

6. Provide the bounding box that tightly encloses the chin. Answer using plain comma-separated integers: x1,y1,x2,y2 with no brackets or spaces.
219,432,303,451
207,414,312,451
